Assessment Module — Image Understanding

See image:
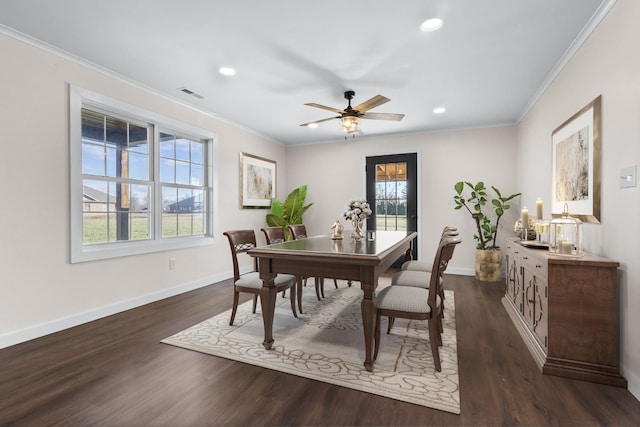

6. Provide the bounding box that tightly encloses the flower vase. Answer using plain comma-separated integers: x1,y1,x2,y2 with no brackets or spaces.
351,220,365,241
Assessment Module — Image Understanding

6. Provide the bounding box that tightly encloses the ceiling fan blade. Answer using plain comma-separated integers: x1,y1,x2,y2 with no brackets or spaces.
304,103,344,114
299,116,340,127
360,112,405,121
353,95,390,113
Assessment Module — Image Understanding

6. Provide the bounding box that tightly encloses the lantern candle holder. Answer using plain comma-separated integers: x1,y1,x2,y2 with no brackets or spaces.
549,204,583,257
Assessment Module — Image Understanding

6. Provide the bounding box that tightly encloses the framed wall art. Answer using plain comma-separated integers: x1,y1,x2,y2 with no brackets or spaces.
239,152,276,208
551,95,601,223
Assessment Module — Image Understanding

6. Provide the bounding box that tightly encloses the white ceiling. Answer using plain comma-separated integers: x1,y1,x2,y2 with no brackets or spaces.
1,0,611,145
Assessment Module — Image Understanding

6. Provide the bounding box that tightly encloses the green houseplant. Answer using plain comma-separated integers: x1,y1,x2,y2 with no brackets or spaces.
266,184,313,240
453,181,521,281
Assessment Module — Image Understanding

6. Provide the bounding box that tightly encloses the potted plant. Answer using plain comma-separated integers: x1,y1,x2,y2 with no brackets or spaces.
266,185,313,240
453,181,521,281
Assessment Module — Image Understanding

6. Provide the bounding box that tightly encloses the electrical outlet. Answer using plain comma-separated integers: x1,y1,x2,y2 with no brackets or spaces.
169,258,176,270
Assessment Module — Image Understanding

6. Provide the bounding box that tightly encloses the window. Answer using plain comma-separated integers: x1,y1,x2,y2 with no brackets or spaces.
70,86,216,262
159,132,206,238
374,162,408,231
81,108,152,244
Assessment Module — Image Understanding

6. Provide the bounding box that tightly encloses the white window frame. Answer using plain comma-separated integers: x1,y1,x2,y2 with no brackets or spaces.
69,85,218,263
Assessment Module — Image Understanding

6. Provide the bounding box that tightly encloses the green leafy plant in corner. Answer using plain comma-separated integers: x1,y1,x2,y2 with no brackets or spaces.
266,185,313,240
453,181,521,250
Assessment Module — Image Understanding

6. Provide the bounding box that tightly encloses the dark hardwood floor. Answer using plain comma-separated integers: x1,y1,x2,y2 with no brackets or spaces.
1,273,639,426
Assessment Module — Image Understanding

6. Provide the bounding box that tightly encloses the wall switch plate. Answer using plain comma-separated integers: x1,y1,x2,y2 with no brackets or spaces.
620,165,637,189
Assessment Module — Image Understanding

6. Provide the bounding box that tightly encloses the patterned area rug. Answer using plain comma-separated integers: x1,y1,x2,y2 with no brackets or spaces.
162,279,460,414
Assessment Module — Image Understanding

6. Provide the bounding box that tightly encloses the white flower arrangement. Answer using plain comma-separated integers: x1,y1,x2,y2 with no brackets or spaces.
343,198,372,222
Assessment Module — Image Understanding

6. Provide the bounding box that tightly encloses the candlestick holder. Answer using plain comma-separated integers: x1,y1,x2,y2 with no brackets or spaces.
514,218,537,240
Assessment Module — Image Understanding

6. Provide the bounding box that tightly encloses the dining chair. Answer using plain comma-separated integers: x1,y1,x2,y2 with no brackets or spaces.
399,226,458,272
391,226,458,287
223,229,298,326
391,227,459,324
374,237,461,372
261,226,287,244
260,226,305,312
287,224,340,299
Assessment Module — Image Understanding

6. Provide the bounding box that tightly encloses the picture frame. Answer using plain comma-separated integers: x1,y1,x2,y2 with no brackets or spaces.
551,95,601,223
239,152,276,209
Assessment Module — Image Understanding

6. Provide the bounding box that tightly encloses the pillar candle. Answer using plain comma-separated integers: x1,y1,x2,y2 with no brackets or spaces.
521,207,529,228
536,198,543,219
560,240,573,255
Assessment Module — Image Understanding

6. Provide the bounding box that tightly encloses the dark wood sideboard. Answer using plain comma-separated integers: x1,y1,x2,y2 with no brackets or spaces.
502,239,627,387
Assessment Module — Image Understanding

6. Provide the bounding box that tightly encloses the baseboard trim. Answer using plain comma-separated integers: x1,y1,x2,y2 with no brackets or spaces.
625,368,640,402
446,267,475,276
0,271,233,350
0,266,479,350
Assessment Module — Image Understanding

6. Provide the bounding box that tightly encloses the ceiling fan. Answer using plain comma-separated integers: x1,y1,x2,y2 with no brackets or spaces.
300,90,405,134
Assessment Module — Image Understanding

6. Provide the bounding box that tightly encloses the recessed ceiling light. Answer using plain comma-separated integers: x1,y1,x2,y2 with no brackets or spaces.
421,18,443,32
433,107,446,114
218,67,236,77
307,123,318,128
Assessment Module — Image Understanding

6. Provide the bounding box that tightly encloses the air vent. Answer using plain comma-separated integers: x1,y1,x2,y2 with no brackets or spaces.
178,87,204,99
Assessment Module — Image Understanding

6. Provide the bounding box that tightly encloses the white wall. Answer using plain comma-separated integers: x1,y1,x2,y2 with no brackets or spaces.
286,126,519,276
517,0,639,397
0,32,286,347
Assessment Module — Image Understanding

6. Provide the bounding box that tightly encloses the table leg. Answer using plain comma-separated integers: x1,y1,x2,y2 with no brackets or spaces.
258,260,278,350
361,284,377,372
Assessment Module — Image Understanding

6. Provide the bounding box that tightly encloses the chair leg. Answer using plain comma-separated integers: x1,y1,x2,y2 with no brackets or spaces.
230,290,240,326
289,283,298,318
333,279,338,289
374,311,381,361
386,316,395,334
320,278,326,298
296,276,303,314
314,277,322,300
428,317,442,372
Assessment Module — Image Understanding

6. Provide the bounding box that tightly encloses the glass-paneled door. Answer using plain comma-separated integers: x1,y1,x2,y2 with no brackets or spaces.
366,153,418,261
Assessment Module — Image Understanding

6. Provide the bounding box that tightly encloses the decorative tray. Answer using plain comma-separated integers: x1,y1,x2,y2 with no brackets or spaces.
519,241,550,249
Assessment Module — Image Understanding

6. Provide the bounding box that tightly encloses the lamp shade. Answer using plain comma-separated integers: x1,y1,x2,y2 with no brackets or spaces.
341,116,359,133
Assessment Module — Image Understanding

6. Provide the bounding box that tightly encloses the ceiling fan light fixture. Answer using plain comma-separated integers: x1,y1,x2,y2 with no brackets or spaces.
420,18,443,32
307,123,318,128
341,116,359,133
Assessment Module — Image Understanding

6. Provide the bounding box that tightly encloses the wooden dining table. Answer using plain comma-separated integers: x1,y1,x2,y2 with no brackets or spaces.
248,230,417,371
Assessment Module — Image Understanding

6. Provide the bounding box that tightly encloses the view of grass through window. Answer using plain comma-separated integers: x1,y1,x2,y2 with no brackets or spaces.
374,162,408,231
81,108,207,245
